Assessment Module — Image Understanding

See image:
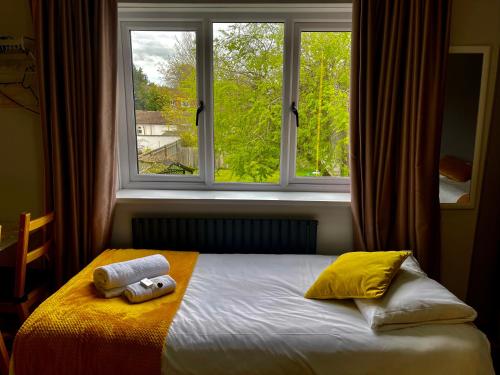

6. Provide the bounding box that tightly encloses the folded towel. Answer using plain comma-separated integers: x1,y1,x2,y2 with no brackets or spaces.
93,254,170,290
95,284,127,299
124,275,176,304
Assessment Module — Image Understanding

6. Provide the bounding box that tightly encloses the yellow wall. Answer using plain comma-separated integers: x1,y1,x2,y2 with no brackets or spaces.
0,0,44,221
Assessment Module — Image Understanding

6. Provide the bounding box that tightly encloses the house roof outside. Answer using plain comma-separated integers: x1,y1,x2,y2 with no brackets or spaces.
135,110,166,125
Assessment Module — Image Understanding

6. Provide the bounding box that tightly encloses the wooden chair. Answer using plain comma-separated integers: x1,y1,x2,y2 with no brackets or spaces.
0,331,8,375
0,212,54,322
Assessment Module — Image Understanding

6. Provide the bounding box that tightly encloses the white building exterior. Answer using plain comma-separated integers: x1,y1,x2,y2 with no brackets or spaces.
137,135,180,152
135,110,179,152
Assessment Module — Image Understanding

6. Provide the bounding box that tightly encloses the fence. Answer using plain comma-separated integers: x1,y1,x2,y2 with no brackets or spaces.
138,140,233,174
138,140,198,173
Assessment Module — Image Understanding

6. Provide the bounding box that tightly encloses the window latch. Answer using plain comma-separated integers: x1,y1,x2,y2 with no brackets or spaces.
291,102,299,127
196,100,204,127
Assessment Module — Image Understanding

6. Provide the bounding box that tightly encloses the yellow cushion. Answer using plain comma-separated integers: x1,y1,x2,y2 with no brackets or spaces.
305,251,411,299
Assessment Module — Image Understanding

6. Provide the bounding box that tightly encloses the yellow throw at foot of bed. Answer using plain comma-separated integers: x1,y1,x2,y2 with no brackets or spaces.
13,249,199,375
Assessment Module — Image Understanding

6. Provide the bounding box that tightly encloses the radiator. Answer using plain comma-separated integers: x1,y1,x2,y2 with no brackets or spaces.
132,217,317,254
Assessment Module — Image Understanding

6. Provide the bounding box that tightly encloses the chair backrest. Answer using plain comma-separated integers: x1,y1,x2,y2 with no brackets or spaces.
14,212,55,299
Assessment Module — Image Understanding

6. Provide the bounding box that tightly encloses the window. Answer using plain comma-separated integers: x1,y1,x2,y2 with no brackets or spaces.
213,22,284,184
129,29,200,176
119,5,352,191
295,31,351,178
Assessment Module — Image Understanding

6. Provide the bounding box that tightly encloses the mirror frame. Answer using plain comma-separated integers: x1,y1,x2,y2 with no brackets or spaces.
440,45,491,210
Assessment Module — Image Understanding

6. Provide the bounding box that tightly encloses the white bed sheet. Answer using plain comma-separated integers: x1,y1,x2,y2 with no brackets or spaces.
439,175,470,203
163,254,493,375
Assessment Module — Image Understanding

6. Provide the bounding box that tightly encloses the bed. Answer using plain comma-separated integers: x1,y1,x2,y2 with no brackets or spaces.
164,253,492,374
439,175,471,203
439,155,472,204
12,250,494,375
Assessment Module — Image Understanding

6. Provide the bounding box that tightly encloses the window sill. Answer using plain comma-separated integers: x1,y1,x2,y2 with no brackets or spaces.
116,189,351,206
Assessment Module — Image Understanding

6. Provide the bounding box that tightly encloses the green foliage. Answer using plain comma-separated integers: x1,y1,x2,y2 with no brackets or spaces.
179,126,198,147
136,25,351,182
132,65,171,111
159,33,199,149
213,23,284,183
140,162,168,174
132,65,149,110
145,85,172,112
296,32,351,177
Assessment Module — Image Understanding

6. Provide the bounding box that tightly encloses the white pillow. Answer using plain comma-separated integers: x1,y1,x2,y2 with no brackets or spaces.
354,256,477,331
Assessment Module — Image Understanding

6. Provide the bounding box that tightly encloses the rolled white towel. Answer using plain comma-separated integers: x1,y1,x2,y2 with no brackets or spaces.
93,254,170,290
124,275,176,304
95,284,127,299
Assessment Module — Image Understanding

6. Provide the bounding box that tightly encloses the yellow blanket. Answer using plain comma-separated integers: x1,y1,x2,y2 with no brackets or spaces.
13,249,198,375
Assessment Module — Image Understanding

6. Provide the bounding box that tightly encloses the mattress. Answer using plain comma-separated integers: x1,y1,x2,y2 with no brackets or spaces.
163,254,494,375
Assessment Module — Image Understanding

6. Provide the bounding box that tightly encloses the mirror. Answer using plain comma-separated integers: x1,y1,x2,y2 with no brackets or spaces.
439,46,490,207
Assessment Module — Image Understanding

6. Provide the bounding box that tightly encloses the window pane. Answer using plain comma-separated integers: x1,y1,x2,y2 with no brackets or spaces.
130,30,199,176
296,31,351,177
213,23,284,183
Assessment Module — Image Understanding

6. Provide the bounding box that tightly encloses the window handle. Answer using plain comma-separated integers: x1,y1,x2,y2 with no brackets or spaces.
291,102,299,127
196,100,204,127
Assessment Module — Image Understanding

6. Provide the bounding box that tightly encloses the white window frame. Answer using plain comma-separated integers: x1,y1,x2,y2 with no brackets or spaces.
117,4,352,192
121,21,206,184
289,22,351,187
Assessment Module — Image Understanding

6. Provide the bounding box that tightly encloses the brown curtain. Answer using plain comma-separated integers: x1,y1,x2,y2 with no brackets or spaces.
350,0,451,278
467,57,500,366
31,0,117,284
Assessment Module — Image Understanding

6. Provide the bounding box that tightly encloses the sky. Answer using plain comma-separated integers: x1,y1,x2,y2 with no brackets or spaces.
130,24,233,85
131,30,186,85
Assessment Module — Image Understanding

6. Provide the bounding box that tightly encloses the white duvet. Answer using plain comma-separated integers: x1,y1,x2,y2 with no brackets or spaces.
439,175,470,203
163,254,493,375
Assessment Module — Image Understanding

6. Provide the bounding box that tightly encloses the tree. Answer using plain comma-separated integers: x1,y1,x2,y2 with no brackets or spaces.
148,25,351,181
159,33,198,148
212,23,283,182
132,65,149,110
296,32,351,177
133,65,172,111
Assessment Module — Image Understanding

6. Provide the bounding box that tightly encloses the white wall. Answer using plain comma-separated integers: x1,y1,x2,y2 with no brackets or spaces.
0,0,44,221
111,199,353,254
137,135,180,151
137,124,167,135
